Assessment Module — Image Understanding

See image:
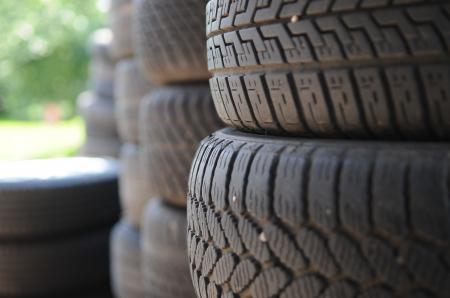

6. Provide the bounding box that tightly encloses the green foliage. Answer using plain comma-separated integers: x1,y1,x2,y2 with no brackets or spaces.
0,0,106,120
0,117,85,161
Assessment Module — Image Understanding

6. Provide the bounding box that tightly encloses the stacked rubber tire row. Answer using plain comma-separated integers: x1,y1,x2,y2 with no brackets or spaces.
131,0,224,297
78,28,120,158
188,1,450,298
108,0,152,297
0,158,120,297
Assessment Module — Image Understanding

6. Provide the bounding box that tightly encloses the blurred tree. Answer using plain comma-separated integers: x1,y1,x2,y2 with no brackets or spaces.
0,0,106,120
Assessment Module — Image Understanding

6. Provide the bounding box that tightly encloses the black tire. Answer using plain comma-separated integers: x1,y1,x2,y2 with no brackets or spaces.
119,143,149,228
78,91,118,139
133,0,209,84
187,128,450,298
81,136,121,158
0,228,112,296
142,199,196,298
115,58,153,144
109,0,134,60
207,1,450,140
72,289,113,298
111,220,145,298
139,84,223,207
89,29,115,98
0,158,119,239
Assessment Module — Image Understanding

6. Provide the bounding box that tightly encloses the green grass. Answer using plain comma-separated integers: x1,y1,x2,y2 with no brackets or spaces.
0,117,85,161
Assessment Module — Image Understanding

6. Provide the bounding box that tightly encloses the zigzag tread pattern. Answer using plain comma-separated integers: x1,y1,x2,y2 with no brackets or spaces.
206,2,450,139
140,85,223,207
209,63,450,139
206,0,439,36
206,3,450,69
187,129,450,298
134,0,209,83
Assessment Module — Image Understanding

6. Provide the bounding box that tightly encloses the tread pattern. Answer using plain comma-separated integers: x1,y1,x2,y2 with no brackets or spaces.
119,144,149,228
142,199,196,298
139,84,224,207
89,29,115,98
115,58,153,144
110,221,145,298
206,1,450,139
109,0,133,59
77,92,118,139
0,158,119,239
187,128,450,298
0,228,111,296
134,0,209,84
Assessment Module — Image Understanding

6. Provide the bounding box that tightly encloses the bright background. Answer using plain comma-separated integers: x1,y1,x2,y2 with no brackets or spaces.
0,0,108,160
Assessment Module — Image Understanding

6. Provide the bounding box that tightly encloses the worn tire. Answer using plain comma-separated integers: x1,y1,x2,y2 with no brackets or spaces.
139,84,223,207
81,136,121,158
0,228,112,296
0,158,119,239
187,128,450,298
115,58,153,144
110,0,134,60
111,220,145,298
142,199,196,298
207,1,450,139
78,91,118,139
119,144,149,228
89,28,115,98
133,0,209,84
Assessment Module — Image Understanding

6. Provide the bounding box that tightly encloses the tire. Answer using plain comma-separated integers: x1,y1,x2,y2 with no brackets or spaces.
109,0,134,60
72,289,113,298
133,0,209,84
115,58,153,144
119,144,149,228
111,220,145,298
0,228,112,296
206,1,450,140
187,128,450,298
78,91,118,139
0,158,119,239
139,84,223,207
142,199,196,298
81,136,121,158
89,28,115,98
72,290,113,298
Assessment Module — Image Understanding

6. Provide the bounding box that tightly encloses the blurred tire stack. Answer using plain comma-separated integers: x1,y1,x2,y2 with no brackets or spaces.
187,1,450,298
108,0,153,297
0,158,119,297
133,0,224,297
78,28,120,158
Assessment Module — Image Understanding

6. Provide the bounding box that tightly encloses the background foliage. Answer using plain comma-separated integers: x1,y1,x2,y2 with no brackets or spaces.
0,0,105,120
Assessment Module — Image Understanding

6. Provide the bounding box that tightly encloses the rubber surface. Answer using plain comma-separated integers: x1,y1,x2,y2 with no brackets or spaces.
206,1,450,139
187,128,450,298
115,58,153,144
0,158,119,239
142,199,196,298
80,136,121,158
0,228,112,296
78,91,118,139
111,220,145,298
139,84,223,207
89,28,115,98
109,0,133,59
119,144,149,228
133,0,210,84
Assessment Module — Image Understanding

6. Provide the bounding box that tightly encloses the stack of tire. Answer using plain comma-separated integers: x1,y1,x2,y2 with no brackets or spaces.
108,0,153,297
0,158,119,297
78,28,120,158
188,2,450,298
132,0,224,297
